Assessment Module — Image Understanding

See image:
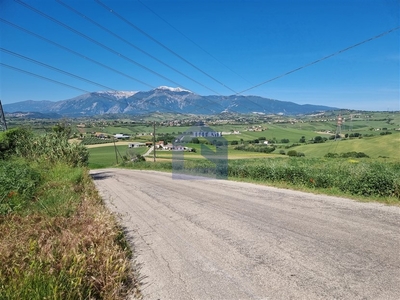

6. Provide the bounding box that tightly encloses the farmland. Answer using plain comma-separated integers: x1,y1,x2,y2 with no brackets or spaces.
77,111,400,203
6,110,400,199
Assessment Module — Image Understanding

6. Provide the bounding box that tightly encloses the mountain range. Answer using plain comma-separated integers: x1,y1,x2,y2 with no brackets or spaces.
3,86,338,117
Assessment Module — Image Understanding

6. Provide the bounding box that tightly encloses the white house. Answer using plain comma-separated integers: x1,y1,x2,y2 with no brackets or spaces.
114,134,130,139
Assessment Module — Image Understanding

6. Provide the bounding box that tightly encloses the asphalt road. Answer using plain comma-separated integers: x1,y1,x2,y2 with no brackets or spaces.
90,169,400,300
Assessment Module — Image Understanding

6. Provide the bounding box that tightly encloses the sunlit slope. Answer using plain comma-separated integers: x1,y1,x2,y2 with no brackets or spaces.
293,132,400,160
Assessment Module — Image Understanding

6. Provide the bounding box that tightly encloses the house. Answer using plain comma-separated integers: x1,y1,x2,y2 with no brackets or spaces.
128,142,146,148
156,141,165,149
114,134,130,140
173,145,185,151
163,143,173,150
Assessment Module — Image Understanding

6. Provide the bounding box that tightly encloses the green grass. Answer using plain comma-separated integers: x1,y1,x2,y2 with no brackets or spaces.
0,160,42,215
88,145,148,168
1,129,139,300
290,132,400,161
123,157,400,203
0,163,138,300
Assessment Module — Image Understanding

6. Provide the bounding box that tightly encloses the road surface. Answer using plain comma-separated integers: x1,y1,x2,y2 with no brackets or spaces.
90,169,400,300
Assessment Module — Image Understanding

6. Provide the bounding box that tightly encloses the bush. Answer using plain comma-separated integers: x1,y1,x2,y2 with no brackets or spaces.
234,144,275,153
9,128,89,167
0,127,32,159
313,136,325,143
227,158,400,199
339,163,398,197
287,150,297,157
0,160,42,214
325,152,369,158
131,154,146,162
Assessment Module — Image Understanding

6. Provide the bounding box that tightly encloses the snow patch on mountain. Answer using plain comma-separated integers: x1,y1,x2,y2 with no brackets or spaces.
155,86,192,93
96,91,138,99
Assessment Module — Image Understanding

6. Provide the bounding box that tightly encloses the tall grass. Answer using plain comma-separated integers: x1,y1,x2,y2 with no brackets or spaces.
228,158,400,199
0,127,139,299
125,157,400,201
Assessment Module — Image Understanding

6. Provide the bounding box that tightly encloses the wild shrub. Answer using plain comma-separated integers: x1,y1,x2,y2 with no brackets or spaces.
228,158,399,199
11,129,89,167
0,127,32,159
0,160,41,214
339,163,398,197
325,152,369,158
234,144,275,153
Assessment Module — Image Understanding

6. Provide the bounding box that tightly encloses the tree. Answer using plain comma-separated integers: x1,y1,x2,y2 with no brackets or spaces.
314,136,324,143
299,136,306,143
52,122,71,137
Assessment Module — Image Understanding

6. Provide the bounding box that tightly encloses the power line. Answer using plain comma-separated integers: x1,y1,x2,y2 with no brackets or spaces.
95,0,239,94
1,47,117,91
0,63,91,94
136,0,253,85
0,22,226,115
0,18,154,89
238,26,400,95
0,61,223,115
55,0,221,95
4,3,262,114
14,0,190,90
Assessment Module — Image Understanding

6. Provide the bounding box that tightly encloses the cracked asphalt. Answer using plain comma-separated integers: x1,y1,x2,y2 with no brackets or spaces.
90,169,400,300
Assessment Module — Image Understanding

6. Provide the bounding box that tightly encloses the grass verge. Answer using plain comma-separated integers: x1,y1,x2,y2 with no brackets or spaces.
0,164,141,299
121,157,400,205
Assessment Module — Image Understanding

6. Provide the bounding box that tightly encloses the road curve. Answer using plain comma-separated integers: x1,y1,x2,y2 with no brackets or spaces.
90,169,400,300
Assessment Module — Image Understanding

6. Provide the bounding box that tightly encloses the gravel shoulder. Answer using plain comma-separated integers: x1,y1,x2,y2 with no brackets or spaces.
91,169,400,300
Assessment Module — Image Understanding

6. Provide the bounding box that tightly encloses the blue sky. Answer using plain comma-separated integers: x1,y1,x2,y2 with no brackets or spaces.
0,0,399,111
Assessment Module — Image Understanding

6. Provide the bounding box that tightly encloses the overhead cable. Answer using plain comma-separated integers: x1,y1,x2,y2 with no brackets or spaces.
136,0,253,85
238,26,400,95
0,63,91,94
95,0,238,94
0,18,154,89
1,47,117,91
55,0,221,95
14,0,190,90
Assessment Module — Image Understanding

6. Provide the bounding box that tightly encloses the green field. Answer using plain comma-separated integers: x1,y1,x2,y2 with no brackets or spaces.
291,132,400,160
88,145,147,168
87,130,400,168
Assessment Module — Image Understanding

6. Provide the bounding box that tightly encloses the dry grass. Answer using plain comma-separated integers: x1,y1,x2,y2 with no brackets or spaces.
0,171,141,300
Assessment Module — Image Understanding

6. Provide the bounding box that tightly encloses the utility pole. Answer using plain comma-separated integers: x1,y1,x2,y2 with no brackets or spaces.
113,137,119,164
153,121,156,162
0,100,7,131
335,114,342,140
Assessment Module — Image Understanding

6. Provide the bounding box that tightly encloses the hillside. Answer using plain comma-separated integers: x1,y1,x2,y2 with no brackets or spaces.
292,133,400,160
3,86,338,117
